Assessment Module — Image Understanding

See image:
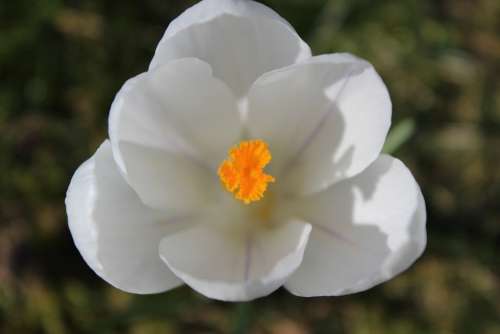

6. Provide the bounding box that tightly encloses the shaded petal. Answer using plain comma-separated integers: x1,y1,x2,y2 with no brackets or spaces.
159,219,311,301
246,54,391,195
109,58,241,175
65,141,183,294
118,142,218,213
284,155,426,296
150,0,311,97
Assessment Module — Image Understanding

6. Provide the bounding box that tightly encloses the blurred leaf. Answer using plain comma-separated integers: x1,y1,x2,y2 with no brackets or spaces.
231,303,252,334
383,118,416,154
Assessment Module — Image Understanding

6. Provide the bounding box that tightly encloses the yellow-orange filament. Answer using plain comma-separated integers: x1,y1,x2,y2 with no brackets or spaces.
218,140,275,204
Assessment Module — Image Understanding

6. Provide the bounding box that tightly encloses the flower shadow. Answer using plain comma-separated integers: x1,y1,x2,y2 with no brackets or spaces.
291,153,425,294
291,158,391,293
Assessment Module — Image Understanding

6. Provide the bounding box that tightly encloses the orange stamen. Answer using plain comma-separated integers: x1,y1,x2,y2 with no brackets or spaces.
218,140,275,204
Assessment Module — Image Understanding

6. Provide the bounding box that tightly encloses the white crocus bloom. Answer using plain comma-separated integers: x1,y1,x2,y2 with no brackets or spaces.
66,0,426,301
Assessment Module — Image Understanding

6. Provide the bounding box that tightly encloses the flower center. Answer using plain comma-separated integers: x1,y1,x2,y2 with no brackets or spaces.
218,139,275,204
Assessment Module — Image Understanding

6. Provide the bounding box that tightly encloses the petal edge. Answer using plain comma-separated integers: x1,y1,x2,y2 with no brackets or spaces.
66,141,184,294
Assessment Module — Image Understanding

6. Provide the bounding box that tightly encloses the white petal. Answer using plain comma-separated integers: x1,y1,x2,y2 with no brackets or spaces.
108,58,241,210
65,141,183,294
246,54,391,195
150,0,311,97
159,219,311,301
162,0,295,38
284,155,426,297
109,58,241,175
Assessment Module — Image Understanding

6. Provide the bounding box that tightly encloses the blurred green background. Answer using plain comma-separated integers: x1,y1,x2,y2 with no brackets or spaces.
1,0,499,333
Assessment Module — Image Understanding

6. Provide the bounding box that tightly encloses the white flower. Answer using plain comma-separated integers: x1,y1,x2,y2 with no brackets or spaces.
66,0,426,301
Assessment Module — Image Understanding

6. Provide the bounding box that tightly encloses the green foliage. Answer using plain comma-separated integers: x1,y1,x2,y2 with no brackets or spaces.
1,0,499,333
383,118,415,154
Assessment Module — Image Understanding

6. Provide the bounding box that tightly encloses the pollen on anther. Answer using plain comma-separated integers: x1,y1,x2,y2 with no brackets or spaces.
218,140,275,204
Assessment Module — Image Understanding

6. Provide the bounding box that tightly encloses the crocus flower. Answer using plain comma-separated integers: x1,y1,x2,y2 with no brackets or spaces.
66,0,426,301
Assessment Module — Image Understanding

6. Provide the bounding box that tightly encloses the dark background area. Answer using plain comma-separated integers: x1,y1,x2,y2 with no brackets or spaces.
1,0,499,333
